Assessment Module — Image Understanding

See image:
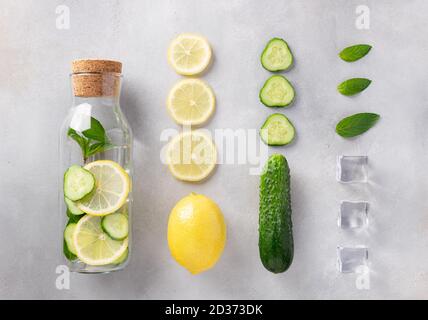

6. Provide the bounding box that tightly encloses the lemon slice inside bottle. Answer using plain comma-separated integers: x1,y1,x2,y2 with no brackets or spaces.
73,215,128,266
77,160,130,216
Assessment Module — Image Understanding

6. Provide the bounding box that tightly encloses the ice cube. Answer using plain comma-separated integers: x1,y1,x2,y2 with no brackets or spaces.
338,201,368,229
336,156,368,183
337,246,368,273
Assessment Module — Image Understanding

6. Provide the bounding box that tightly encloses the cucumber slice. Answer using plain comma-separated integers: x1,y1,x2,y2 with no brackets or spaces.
63,165,95,201
259,75,295,107
260,114,295,146
261,38,293,72
64,223,77,256
64,197,84,215
101,213,129,240
63,239,77,261
113,248,129,265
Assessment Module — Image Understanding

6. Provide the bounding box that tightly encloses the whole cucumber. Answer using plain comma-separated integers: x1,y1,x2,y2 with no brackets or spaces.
259,154,293,273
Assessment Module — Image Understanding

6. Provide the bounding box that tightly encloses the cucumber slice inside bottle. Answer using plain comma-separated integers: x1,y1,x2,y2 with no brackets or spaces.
260,113,295,146
64,223,78,256
64,197,84,215
261,38,293,72
63,239,77,261
63,165,95,201
259,75,295,107
101,213,129,241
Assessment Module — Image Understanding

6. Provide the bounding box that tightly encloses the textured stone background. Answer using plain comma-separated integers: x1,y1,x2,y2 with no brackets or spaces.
0,0,427,299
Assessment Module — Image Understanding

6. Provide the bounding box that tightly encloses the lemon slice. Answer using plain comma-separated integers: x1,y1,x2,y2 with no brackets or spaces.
168,33,212,75
77,160,130,216
166,130,217,182
167,79,215,126
73,215,128,266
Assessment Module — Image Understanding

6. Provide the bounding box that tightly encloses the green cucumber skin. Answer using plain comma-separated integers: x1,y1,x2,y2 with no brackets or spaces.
261,38,294,72
259,154,293,273
63,239,77,261
260,114,296,146
259,75,295,108
63,222,78,260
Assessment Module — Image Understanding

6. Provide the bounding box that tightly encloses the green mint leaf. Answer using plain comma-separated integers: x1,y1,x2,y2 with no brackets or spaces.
339,44,372,62
67,214,83,224
85,142,105,157
67,128,88,153
68,117,112,161
336,113,380,138
85,142,113,158
103,142,114,150
337,78,372,96
66,212,83,223
82,117,106,142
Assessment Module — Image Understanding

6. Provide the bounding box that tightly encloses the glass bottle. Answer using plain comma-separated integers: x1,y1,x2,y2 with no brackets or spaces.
59,60,132,273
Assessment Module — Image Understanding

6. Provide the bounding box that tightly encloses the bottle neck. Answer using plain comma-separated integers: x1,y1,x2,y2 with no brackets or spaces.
72,95,120,109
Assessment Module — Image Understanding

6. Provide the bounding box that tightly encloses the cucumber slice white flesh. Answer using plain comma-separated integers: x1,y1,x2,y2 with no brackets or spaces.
64,165,95,201
64,223,77,255
261,38,293,72
260,113,295,146
64,197,84,215
113,248,129,265
101,213,129,240
259,75,295,107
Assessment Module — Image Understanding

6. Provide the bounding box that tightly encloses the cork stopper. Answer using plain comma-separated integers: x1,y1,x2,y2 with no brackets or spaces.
71,59,122,97
72,59,122,74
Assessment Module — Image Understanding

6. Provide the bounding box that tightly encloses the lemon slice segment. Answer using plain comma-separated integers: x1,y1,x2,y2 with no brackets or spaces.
167,79,215,126
168,33,212,76
77,160,130,216
73,215,128,266
166,130,217,182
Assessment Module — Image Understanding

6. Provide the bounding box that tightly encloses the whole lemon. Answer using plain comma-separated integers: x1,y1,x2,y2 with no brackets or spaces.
168,193,226,275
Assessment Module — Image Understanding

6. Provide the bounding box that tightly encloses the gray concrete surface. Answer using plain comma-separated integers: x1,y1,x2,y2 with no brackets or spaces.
0,0,427,299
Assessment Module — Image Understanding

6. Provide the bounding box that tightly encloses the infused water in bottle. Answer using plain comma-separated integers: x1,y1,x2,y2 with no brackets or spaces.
59,60,132,273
